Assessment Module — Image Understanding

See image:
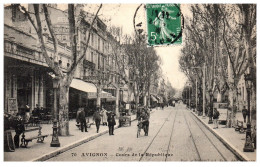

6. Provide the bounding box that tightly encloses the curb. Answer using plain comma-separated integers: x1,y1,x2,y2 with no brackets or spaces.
190,111,250,161
32,117,138,161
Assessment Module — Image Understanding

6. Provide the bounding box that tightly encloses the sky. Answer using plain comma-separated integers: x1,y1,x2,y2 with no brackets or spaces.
94,4,189,90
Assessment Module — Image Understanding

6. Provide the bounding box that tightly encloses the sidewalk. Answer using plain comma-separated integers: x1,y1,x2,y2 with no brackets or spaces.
191,110,256,161
4,113,138,161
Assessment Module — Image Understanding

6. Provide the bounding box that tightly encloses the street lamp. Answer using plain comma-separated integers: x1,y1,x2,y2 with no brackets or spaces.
188,83,191,109
208,90,213,124
243,72,254,152
50,76,60,147
186,88,188,107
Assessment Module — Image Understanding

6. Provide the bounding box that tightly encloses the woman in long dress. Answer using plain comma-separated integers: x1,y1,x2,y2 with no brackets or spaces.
101,107,108,126
153,6,176,42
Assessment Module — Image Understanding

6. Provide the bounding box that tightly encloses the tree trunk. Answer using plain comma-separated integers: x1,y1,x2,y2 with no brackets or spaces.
228,84,238,127
97,85,101,108
251,85,256,127
58,78,70,136
135,94,139,108
115,87,119,117
147,91,151,108
143,92,147,107
127,88,132,113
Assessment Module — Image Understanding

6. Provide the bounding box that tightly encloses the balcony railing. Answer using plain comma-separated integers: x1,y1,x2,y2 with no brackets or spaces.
83,59,95,70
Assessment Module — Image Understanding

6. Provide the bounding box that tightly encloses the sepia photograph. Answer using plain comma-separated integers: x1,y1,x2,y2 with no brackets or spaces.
2,0,257,163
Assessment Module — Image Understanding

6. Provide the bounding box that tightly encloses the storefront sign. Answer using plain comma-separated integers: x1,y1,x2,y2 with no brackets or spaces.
7,98,18,115
126,104,130,110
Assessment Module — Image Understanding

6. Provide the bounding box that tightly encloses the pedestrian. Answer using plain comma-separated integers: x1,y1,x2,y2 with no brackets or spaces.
76,108,81,124
78,107,88,132
101,107,108,126
24,104,30,123
136,106,143,120
93,108,102,133
107,111,116,135
213,108,220,129
242,106,248,123
142,109,150,136
13,114,25,148
4,112,15,152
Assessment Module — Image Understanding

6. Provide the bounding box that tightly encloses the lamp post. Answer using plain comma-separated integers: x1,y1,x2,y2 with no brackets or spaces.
50,76,60,147
195,78,198,114
202,62,206,118
243,72,254,152
189,83,191,110
208,90,213,124
186,87,188,108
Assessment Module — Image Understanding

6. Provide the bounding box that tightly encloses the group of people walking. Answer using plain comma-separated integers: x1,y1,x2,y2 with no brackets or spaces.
76,106,116,135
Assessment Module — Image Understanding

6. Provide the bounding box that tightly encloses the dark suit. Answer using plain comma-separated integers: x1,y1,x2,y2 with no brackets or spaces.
242,108,248,123
13,116,25,148
139,112,149,136
93,112,102,133
107,112,116,135
78,110,87,132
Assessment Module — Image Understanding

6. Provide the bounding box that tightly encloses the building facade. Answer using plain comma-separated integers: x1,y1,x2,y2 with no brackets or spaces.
4,4,128,116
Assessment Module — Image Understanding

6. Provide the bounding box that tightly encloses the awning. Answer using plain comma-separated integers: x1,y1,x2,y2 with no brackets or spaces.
150,95,158,102
70,79,114,99
106,96,116,102
156,95,163,103
70,79,97,93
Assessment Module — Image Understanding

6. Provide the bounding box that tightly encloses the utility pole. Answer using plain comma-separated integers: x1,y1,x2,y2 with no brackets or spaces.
203,62,206,118
189,83,191,109
196,78,198,114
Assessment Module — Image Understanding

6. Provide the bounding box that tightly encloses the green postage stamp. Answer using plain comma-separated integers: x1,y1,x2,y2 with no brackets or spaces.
146,4,182,46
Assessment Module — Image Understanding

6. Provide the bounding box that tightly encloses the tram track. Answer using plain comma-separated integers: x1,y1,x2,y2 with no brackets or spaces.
188,112,228,161
182,110,240,161
189,112,241,161
183,111,202,161
139,109,177,161
164,110,177,161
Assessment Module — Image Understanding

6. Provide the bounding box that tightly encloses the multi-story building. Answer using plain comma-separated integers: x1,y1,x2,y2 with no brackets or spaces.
4,5,72,114
4,4,127,116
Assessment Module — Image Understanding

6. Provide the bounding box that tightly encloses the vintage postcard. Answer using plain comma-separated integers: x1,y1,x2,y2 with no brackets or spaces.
2,1,257,163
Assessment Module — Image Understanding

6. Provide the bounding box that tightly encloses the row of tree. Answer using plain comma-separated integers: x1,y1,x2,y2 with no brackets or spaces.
179,4,256,126
19,4,162,136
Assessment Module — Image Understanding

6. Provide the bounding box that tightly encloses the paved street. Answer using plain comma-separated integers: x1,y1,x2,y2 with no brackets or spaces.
48,103,239,161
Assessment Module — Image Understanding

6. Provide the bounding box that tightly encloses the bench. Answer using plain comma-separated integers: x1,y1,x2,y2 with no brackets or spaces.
235,120,246,133
20,125,48,148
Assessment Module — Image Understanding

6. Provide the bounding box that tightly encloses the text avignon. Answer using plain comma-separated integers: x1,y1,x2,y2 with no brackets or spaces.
81,153,108,156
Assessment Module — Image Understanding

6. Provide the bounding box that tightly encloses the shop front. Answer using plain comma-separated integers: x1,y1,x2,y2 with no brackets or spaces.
4,57,53,116
68,78,116,118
